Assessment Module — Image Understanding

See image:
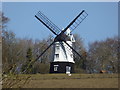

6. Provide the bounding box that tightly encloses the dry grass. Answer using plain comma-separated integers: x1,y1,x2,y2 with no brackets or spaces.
2,74,118,88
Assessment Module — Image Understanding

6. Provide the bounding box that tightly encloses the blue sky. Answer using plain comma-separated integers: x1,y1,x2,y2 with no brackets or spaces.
2,2,118,49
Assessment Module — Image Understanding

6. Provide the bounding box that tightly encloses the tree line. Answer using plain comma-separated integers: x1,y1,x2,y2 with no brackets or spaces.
1,12,119,74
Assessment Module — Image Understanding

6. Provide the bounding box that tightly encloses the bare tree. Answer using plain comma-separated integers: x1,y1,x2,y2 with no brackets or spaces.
86,36,118,73
73,34,87,73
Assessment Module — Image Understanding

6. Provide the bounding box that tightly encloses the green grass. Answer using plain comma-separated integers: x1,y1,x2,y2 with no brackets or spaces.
2,74,118,88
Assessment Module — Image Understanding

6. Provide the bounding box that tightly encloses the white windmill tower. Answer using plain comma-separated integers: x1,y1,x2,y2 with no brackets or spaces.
35,10,88,73
51,28,75,74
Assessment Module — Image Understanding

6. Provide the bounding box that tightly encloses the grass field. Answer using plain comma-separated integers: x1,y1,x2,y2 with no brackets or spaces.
2,74,118,88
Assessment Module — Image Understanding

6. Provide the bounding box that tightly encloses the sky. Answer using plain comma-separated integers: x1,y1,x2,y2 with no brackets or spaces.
2,2,118,49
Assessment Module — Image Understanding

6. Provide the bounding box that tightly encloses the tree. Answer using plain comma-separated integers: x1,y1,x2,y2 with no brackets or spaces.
26,48,33,62
21,47,34,74
73,34,87,73
31,35,53,74
0,11,9,30
33,35,53,63
86,36,118,73
2,30,17,74
1,12,18,74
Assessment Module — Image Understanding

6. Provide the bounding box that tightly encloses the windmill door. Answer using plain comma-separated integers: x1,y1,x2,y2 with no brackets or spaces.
66,66,71,74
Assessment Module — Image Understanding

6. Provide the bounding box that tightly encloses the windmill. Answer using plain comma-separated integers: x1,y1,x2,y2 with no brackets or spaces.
35,10,88,73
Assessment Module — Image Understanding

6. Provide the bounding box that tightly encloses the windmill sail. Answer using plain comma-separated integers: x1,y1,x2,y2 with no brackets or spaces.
63,41,83,59
62,10,88,34
35,11,61,35
70,11,88,32
35,41,55,61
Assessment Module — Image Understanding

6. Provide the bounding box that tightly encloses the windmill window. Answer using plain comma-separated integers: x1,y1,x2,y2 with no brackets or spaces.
70,54,73,58
56,43,59,46
56,46,60,50
55,54,59,59
72,38,74,41
54,65,58,71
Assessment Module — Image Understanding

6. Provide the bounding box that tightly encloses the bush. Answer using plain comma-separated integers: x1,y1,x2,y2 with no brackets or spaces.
74,67,86,73
33,62,50,74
